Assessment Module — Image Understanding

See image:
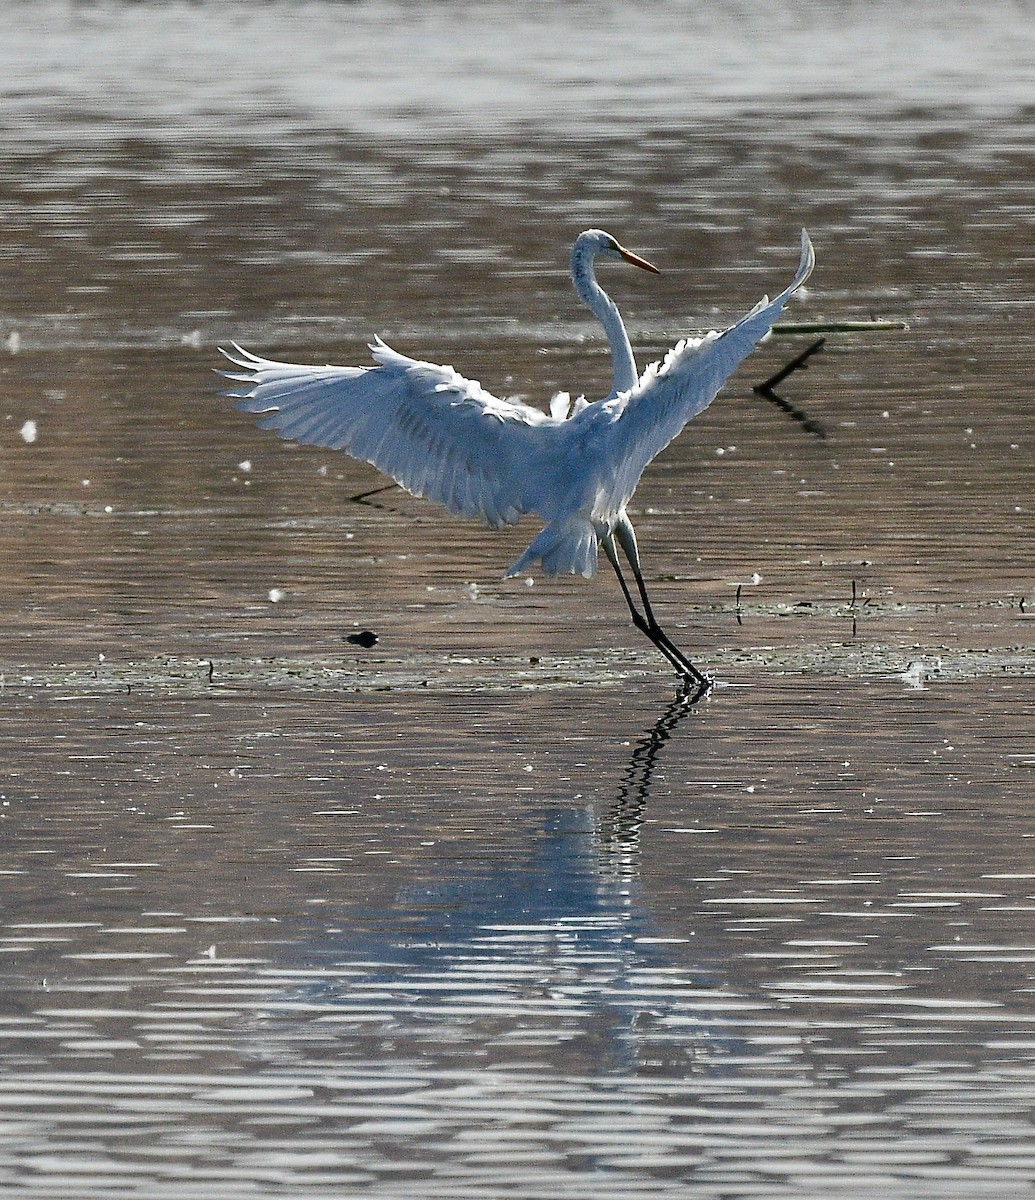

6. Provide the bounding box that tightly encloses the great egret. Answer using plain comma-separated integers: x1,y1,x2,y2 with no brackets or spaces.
221,228,815,689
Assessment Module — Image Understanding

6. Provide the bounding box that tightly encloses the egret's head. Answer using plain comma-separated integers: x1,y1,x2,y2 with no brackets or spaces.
575,229,660,274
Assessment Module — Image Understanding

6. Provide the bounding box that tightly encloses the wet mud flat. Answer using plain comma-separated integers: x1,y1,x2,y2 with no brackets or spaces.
2,594,1032,697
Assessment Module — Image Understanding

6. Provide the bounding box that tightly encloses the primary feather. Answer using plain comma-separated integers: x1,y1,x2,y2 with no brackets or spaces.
222,229,814,578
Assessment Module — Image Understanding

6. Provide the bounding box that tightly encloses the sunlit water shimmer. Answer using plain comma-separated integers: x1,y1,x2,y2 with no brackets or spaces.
0,1,1033,1196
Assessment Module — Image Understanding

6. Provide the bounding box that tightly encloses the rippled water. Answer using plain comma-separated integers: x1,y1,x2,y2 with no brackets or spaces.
1,1,1033,1196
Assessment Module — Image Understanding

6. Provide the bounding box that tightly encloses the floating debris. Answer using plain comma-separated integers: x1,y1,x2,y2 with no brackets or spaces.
346,630,379,648
19,419,37,444
772,319,909,334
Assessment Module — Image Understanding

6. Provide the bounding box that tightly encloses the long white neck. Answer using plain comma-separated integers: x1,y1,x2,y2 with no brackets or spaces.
570,238,638,399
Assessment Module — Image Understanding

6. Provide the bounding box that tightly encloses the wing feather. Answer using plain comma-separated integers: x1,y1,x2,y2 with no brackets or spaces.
221,337,558,527
582,230,815,494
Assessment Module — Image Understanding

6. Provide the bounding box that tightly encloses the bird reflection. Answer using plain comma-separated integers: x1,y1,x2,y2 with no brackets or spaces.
598,685,703,875
244,688,723,1081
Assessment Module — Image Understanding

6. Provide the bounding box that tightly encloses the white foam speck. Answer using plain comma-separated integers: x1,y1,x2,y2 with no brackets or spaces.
19,419,37,444
268,588,285,603
900,662,925,689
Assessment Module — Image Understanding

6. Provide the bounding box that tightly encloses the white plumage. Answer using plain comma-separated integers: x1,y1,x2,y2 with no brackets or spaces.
222,229,815,687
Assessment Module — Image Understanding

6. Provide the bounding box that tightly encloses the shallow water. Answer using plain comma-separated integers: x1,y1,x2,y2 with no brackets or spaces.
1,1,1033,1196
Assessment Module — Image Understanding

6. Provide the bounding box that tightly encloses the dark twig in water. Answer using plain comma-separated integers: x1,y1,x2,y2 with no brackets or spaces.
757,388,827,439
348,482,399,505
735,583,743,626
752,338,827,439
755,337,826,393
771,319,908,335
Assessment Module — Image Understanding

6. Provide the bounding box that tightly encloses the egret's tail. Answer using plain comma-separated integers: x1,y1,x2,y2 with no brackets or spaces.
504,518,599,579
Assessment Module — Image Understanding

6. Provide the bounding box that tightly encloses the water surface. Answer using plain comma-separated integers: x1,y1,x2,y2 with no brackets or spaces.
0,2,1033,1196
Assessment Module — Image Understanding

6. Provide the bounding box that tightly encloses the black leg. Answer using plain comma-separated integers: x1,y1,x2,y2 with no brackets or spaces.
624,556,710,691
612,517,711,691
604,533,710,693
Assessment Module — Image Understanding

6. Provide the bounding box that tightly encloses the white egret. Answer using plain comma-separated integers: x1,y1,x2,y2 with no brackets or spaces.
221,228,815,688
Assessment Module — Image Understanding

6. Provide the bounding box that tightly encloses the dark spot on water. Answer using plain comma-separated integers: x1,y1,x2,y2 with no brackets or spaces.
346,630,380,648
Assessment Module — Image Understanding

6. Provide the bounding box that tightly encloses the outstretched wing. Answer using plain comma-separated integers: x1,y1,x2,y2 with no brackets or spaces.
220,338,558,528
581,230,815,493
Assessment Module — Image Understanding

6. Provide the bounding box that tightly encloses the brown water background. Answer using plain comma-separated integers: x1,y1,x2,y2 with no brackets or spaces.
0,1,1033,1196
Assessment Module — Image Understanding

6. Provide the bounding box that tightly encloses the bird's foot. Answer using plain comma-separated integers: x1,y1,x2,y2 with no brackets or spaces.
676,673,711,706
